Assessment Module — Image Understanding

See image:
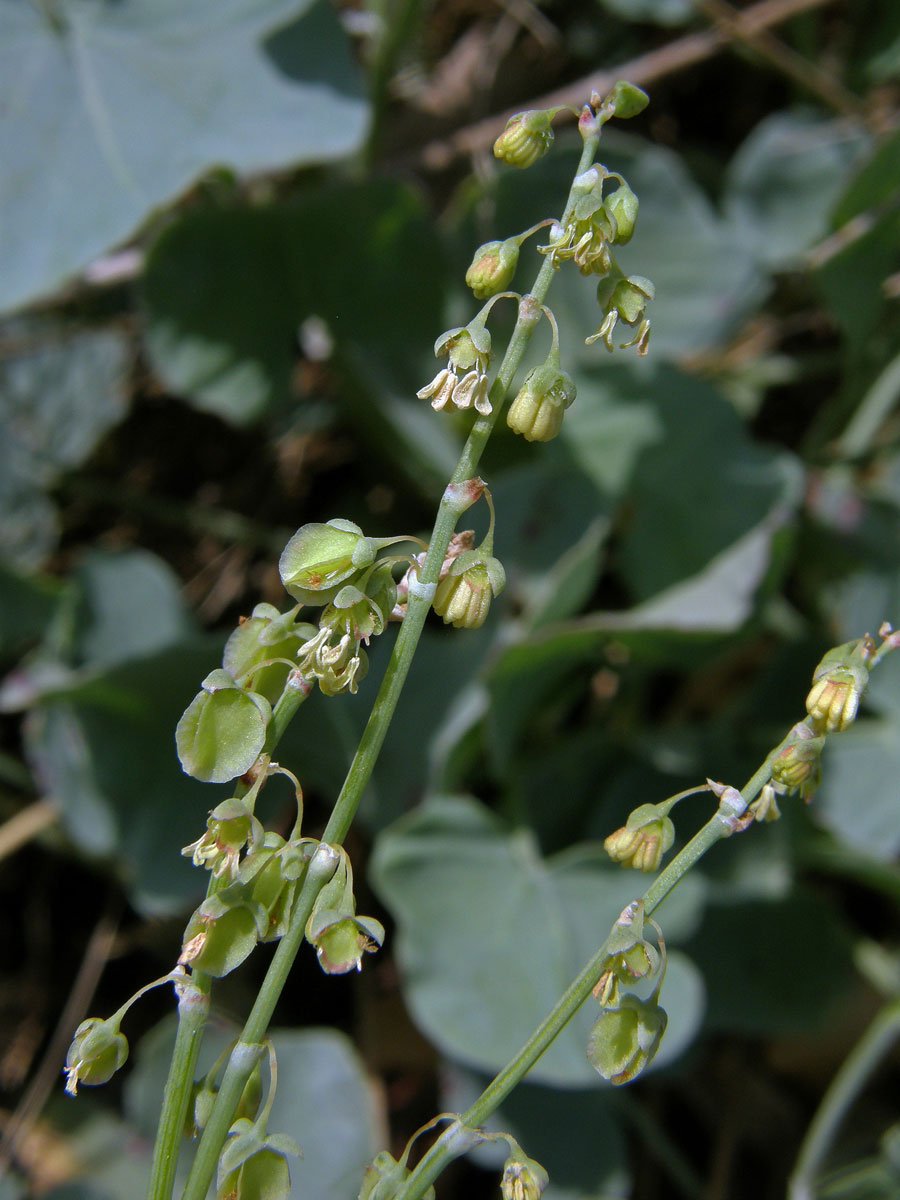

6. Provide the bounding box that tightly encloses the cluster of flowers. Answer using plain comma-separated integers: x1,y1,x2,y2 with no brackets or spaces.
416,81,655,454
587,901,667,1086
591,628,900,1088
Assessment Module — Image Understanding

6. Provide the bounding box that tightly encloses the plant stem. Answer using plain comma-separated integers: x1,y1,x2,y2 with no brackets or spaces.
393,760,776,1200
146,682,311,1200
176,128,600,1200
788,997,900,1200
145,978,211,1200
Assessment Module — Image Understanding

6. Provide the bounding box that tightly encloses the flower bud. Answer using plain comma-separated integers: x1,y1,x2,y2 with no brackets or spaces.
587,995,667,1085
296,626,368,696
602,80,649,120
805,639,873,732
501,1150,549,1199
179,897,261,978
605,184,638,244
222,604,317,704
181,797,265,881
64,1017,128,1095
432,549,506,629
611,275,655,323
217,1124,300,1200
466,238,520,299
806,669,861,732
770,722,825,797
749,782,781,823
279,520,378,606
604,803,674,873
493,109,555,168
320,562,397,644
434,322,491,372
507,359,576,442
359,1152,435,1200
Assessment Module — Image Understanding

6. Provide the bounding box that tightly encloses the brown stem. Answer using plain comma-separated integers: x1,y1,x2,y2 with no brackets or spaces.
693,0,863,119
421,0,852,169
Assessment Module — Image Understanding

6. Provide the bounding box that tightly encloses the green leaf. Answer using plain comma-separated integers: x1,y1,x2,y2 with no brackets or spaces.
39,1110,151,1200
831,127,900,226
826,567,900,721
23,642,225,915
816,718,900,862
370,795,706,1086
176,682,271,783
266,1029,379,1199
74,549,196,669
724,112,870,270
0,319,129,567
595,0,694,25
0,557,66,660
559,368,663,499
141,181,445,423
126,1022,377,1200
0,0,368,311
684,888,853,1034
444,1066,631,1199
815,210,900,354
612,367,803,600
491,458,611,627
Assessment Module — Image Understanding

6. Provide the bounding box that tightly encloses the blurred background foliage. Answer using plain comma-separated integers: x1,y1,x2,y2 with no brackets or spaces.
1,0,899,1197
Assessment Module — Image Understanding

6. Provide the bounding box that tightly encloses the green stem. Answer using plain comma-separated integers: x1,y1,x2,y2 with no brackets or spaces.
393,760,776,1200
788,997,900,1200
832,347,900,460
177,129,601,1200
146,682,311,1200
363,0,424,167
145,978,211,1200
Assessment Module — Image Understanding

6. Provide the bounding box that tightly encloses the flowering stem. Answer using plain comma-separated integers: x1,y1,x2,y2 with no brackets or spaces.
175,129,602,1200
391,755,786,1200
145,976,211,1200
145,681,311,1200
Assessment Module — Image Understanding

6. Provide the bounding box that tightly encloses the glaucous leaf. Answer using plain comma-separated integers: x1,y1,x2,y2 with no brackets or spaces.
24,643,224,914
724,112,870,270
0,320,129,567
0,0,368,310
74,550,196,670
141,182,444,423
370,794,706,1086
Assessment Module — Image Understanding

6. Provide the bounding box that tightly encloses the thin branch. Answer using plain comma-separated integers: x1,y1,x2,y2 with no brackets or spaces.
693,0,863,119
422,0,850,169
0,900,120,1180
0,801,58,863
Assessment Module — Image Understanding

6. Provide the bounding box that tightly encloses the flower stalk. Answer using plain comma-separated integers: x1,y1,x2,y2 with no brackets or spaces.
167,111,605,1200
